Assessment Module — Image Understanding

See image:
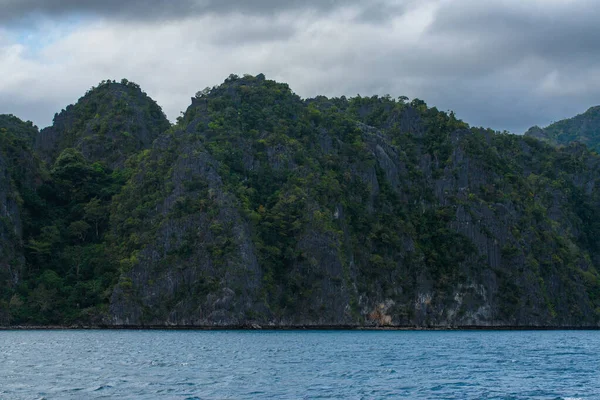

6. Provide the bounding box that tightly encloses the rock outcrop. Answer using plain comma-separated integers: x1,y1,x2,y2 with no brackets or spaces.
2,75,600,328
106,75,600,328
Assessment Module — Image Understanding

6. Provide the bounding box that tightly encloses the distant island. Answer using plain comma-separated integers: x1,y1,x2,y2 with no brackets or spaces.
1,74,599,329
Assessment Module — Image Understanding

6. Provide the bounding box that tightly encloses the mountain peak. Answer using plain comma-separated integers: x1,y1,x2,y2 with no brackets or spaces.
181,73,302,133
35,79,171,169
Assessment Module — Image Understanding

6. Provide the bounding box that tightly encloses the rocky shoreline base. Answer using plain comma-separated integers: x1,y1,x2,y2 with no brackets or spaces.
2,325,599,331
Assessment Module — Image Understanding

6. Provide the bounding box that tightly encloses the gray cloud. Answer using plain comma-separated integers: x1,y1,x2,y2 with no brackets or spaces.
207,17,298,46
0,0,599,135
430,0,600,64
0,0,392,23
421,0,600,131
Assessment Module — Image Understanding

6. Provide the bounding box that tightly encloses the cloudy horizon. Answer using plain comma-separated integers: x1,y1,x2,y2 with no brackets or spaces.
1,0,599,133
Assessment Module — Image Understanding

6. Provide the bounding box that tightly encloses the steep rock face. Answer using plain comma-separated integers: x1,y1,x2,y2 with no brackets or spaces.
0,115,45,325
0,154,22,324
3,75,600,328
109,130,264,326
420,132,599,327
0,153,22,291
35,80,171,168
0,115,43,285
108,75,600,327
0,115,43,190
525,106,600,152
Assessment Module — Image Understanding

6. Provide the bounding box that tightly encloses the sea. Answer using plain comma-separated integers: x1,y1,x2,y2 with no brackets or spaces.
0,330,597,399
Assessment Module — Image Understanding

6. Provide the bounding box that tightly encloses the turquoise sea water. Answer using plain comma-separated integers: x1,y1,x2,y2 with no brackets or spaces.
0,330,598,399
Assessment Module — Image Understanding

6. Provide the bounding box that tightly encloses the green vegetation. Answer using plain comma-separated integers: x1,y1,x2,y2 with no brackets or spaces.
1,75,600,327
525,105,600,152
0,81,165,325
37,79,170,168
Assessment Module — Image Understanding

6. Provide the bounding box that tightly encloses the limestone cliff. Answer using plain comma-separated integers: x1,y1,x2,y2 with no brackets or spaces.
106,75,600,328
2,76,600,328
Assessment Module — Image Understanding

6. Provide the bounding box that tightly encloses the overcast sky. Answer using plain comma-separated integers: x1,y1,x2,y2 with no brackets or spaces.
1,0,599,133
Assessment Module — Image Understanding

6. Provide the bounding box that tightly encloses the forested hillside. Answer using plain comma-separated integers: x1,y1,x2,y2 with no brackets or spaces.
526,106,600,153
1,75,599,328
35,79,171,168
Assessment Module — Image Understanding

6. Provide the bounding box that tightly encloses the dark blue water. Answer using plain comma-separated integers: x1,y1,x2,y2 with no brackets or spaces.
0,330,597,399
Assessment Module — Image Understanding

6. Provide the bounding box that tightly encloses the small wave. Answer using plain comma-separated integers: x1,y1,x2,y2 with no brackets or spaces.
93,385,113,391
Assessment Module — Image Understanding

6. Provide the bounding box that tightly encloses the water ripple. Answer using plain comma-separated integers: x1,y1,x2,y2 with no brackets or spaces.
0,330,598,399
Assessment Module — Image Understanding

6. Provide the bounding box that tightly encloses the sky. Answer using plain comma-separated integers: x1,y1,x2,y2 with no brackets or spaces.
0,0,599,133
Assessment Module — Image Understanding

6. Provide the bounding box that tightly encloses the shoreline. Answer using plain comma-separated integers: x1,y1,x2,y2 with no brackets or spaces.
2,325,599,331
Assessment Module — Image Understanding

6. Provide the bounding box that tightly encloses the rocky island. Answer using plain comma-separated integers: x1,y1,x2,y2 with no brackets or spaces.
1,74,600,329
